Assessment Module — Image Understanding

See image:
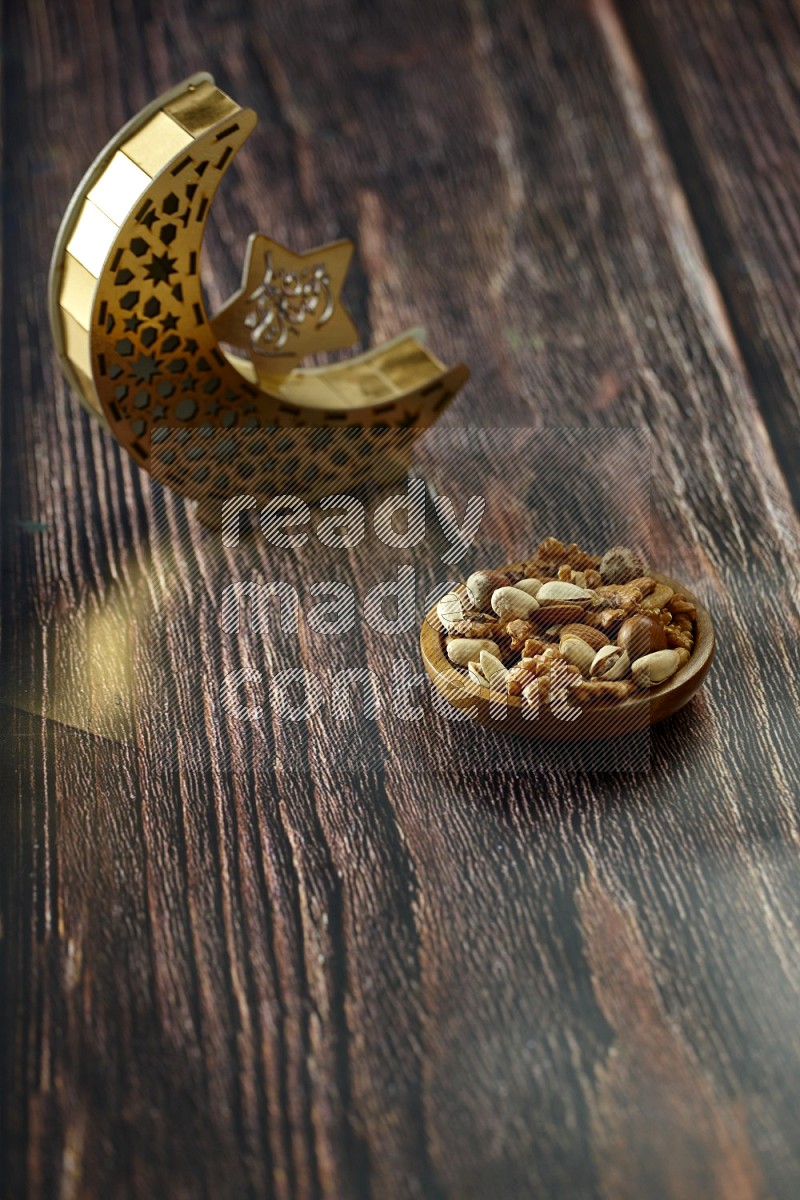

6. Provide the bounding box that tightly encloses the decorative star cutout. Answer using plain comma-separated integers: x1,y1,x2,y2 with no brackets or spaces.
130,354,159,384
210,234,359,379
145,252,177,287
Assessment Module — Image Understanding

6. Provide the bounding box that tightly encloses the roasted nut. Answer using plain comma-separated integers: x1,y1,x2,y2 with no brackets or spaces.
559,623,610,651
665,623,694,652
536,580,594,606
436,591,466,631
631,648,690,687
522,677,546,706
617,613,668,660
589,607,627,632
506,662,536,695
479,650,508,690
598,545,645,584
625,576,658,596
441,539,699,719
445,616,501,640
668,595,697,619
592,582,647,610
446,637,500,667
590,644,631,680
505,619,539,651
491,586,540,620
528,602,586,627
559,635,595,676
468,661,488,687
534,537,600,571
515,577,543,598
571,678,636,703
640,582,674,611
466,570,511,611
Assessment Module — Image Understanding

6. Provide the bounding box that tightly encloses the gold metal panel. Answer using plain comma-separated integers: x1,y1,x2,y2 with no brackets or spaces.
87,150,150,225
62,308,93,379
65,198,119,277
278,371,351,409
212,235,359,378
327,368,396,405
164,80,241,136
373,341,443,390
59,252,97,330
51,73,470,515
73,363,105,419
121,111,194,176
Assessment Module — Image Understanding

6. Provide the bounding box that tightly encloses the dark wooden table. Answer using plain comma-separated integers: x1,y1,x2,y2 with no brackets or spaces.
3,1,800,1197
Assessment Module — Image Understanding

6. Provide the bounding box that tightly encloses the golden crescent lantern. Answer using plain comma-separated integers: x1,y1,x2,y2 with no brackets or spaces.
49,73,469,523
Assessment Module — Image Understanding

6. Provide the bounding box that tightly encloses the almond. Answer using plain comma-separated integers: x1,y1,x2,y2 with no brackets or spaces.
536,581,594,606
559,623,610,651
479,649,508,690
491,586,540,620
436,591,465,631
446,637,500,667
527,602,586,626
514,577,543,598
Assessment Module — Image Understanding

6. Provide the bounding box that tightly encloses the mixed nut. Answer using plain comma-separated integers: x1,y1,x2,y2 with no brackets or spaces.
436,536,697,710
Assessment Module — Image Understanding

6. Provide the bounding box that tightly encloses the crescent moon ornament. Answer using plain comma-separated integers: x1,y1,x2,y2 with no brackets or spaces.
49,74,469,523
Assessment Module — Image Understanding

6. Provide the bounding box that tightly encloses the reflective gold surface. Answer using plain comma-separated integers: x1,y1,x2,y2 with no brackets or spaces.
51,75,470,511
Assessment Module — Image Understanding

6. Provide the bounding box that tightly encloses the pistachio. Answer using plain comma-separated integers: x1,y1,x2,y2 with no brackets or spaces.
590,644,631,681
491,586,540,620
446,637,500,667
468,661,488,687
442,539,699,719
559,623,610,651
631,648,690,688
559,635,595,677
616,613,668,661
479,649,508,690
466,570,511,611
536,580,594,606
436,591,465,632
514,577,543,598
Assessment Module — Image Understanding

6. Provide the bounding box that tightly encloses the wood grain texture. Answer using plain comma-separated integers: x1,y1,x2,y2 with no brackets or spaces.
617,0,800,508
2,1,800,1198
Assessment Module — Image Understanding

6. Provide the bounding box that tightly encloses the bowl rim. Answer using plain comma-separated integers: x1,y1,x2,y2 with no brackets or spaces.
420,570,715,732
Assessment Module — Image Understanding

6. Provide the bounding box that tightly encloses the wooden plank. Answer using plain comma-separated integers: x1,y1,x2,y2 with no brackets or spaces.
2,0,800,1198
618,0,800,508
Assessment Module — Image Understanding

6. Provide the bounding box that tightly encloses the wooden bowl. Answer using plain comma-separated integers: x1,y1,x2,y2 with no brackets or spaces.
420,572,715,740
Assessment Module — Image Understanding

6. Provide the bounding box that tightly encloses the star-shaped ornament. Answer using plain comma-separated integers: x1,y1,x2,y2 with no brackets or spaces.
210,234,359,379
